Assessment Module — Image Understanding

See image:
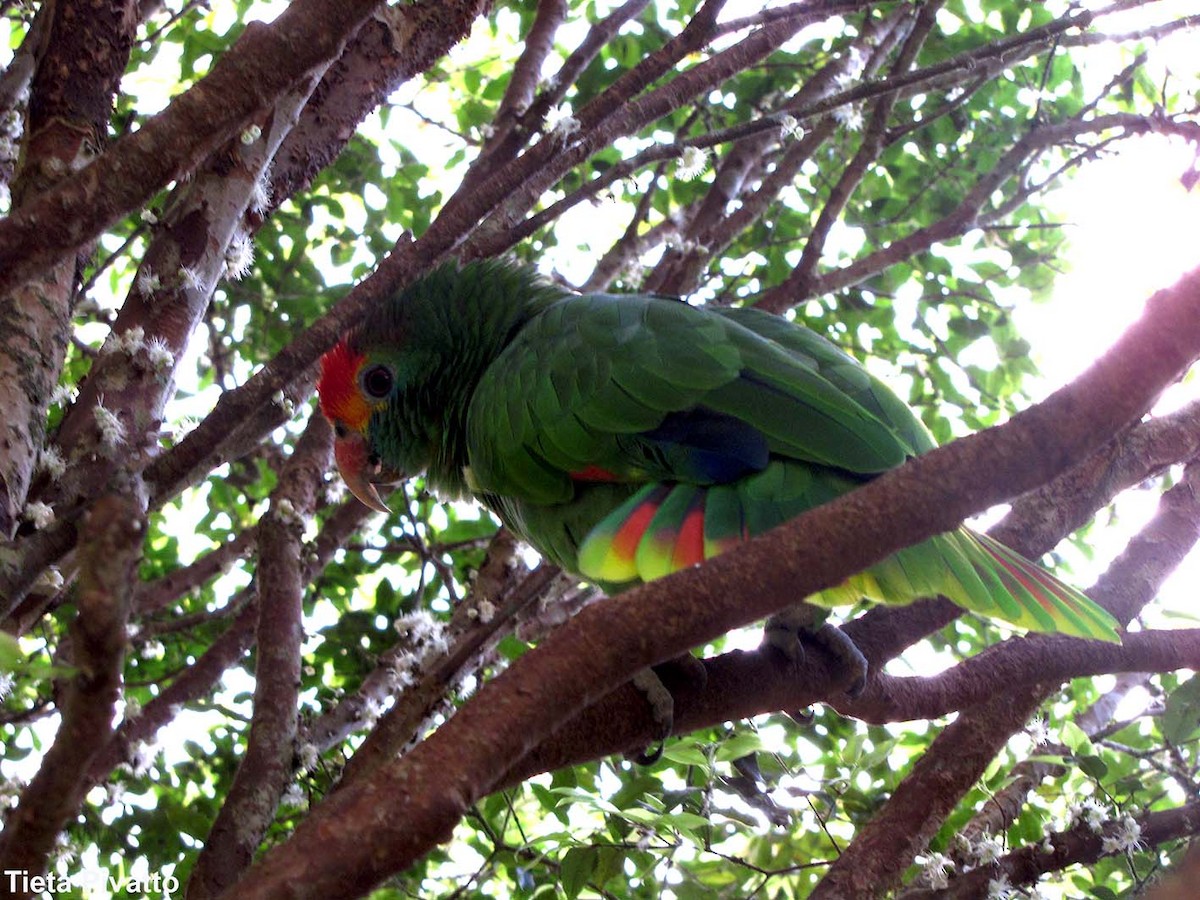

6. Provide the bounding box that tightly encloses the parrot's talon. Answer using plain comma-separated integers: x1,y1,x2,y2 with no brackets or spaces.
629,668,674,763
811,623,869,696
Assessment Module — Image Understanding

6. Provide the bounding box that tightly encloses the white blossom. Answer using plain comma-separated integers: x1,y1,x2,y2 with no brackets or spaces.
145,336,174,374
38,445,66,479
986,874,1014,900
1069,796,1108,833
94,402,126,448
272,389,296,418
241,124,262,145
1026,714,1051,745
123,696,142,721
476,599,496,624
546,105,581,141
251,171,273,214
136,269,162,295
178,266,204,292
113,326,146,355
297,742,320,772
779,113,803,139
224,234,255,280
281,783,307,809
675,145,709,180
1101,813,1142,855
139,208,159,225
973,833,1004,866
50,383,76,407
394,609,449,657
833,103,864,131
916,851,954,889
23,501,55,530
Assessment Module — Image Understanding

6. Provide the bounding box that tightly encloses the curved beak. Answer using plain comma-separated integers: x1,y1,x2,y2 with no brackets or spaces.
333,430,397,514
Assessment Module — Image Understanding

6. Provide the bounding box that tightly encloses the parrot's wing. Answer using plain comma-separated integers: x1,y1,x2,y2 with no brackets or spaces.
465,292,918,504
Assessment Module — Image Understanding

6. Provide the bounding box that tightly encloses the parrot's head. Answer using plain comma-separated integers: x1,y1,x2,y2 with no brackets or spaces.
316,338,406,514
317,260,567,512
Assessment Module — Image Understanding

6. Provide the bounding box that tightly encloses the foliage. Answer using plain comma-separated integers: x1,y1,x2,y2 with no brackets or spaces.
0,1,1198,898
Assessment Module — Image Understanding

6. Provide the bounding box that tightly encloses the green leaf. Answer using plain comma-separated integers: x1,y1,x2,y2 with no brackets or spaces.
559,847,597,899
1163,676,1200,743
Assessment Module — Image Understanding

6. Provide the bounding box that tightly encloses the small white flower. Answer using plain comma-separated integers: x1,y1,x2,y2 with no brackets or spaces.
1101,813,1142,855
281,783,307,809
476,599,496,623
361,696,384,728
140,640,165,660
394,610,449,657
50,383,76,407
973,834,1004,866
128,742,154,777
916,851,954,889
23,501,55,530
145,336,174,374
1026,714,1051,745
123,696,142,721
1070,796,1108,833
779,114,803,139
37,445,66,479
224,234,255,280
0,672,14,700
545,105,580,141
272,389,296,417
94,402,126,448
986,874,1014,900
178,266,203,292
240,124,262,145
297,742,320,772
136,269,162,295
476,123,496,140
114,325,146,355
139,208,159,225
251,173,272,214
833,104,864,131
675,146,709,181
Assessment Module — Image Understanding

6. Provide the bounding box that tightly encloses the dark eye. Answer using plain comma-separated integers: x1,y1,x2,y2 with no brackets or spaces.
333,421,348,439
361,364,394,399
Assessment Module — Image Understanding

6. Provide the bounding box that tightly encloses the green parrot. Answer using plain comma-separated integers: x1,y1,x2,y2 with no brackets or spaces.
317,259,1120,657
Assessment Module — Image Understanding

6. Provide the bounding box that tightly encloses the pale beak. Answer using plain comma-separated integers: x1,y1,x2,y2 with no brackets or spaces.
334,431,396,514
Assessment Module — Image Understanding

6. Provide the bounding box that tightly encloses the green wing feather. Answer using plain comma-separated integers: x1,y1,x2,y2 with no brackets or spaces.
466,288,1120,644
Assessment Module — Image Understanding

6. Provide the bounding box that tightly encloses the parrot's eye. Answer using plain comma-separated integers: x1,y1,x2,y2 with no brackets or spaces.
361,364,394,399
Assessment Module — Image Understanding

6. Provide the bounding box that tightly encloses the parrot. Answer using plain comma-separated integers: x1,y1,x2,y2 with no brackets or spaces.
317,259,1120,688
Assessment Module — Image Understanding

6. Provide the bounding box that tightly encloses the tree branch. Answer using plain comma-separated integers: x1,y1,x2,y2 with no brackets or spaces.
0,0,382,296
0,490,145,894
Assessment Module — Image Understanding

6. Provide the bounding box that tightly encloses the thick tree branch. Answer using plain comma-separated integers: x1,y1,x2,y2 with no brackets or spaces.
188,415,332,898
0,490,145,894
810,454,1200,896
0,0,382,296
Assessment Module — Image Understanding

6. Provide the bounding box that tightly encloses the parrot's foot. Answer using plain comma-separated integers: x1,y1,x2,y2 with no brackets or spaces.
628,655,708,764
764,619,868,698
630,668,673,764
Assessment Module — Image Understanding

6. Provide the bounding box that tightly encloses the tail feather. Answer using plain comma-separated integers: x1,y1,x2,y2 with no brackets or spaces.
574,473,1122,644
963,530,1121,643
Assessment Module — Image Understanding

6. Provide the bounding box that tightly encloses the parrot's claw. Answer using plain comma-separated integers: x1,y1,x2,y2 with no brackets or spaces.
628,656,709,764
764,619,868,698
630,668,674,764
811,623,868,697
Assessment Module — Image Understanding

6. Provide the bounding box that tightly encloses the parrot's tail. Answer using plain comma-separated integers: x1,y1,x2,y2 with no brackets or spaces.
575,469,1121,644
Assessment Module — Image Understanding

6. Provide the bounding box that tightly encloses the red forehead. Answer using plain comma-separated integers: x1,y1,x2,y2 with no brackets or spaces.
317,340,370,430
